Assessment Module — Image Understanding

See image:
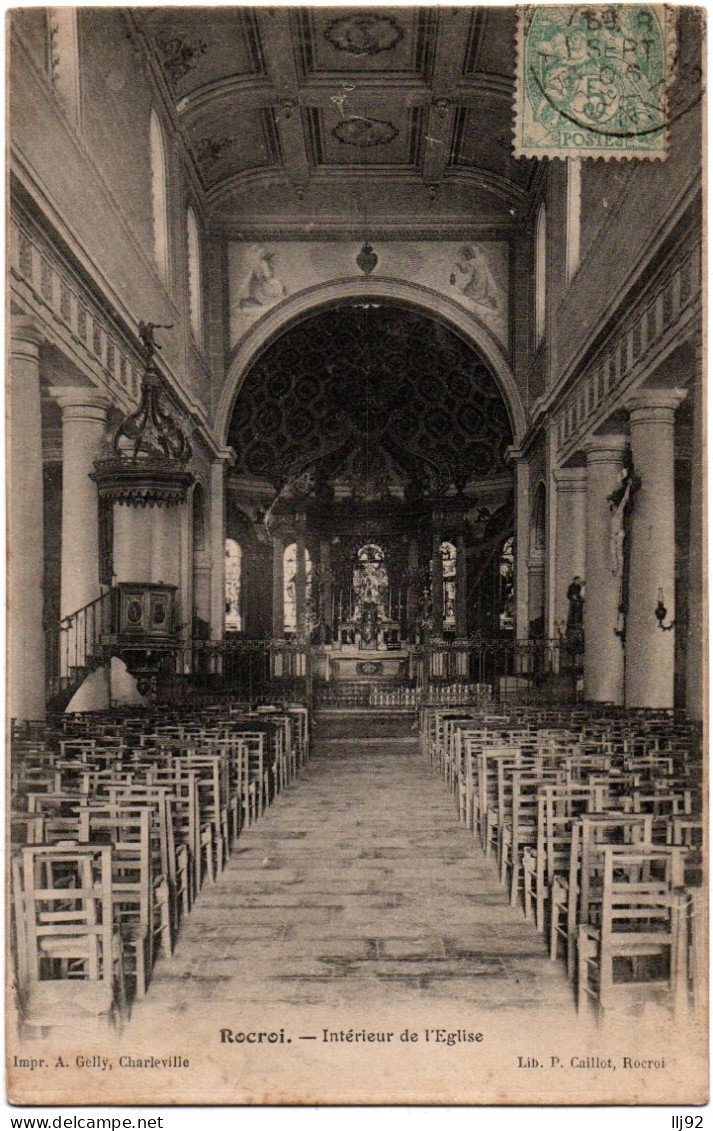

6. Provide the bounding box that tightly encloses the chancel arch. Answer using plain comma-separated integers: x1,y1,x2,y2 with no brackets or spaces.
217,279,526,449
225,299,516,653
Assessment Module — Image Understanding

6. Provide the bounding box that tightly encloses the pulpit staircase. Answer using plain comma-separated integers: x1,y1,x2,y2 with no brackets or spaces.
45,590,115,713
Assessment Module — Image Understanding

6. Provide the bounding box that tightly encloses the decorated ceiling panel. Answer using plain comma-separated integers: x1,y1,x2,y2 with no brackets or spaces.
187,108,280,189
135,6,536,226
306,106,425,167
292,8,436,78
452,105,533,186
228,303,513,491
138,9,264,96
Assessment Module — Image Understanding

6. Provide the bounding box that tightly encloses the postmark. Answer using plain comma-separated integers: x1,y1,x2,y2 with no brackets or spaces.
514,5,671,160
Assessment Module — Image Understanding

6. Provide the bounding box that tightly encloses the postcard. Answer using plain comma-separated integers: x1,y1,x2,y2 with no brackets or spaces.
7,4,707,1106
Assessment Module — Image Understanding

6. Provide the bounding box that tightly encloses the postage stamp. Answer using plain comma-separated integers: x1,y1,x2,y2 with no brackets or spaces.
514,5,671,160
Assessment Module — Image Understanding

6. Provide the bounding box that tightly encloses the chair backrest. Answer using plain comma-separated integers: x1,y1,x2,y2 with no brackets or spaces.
18,844,115,991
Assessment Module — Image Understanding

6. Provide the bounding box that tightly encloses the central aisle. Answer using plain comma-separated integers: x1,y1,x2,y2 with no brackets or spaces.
136,713,572,1018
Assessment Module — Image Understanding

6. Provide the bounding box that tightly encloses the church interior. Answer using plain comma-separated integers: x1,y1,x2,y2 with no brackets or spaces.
7,6,706,1076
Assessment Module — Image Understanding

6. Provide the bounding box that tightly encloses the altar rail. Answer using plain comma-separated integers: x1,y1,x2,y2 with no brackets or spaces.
422,638,581,704
171,639,313,705
167,638,578,707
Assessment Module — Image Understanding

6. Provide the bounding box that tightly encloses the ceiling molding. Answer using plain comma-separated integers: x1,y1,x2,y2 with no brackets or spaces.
176,73,514,123
256,8,310,188
210,219,524,241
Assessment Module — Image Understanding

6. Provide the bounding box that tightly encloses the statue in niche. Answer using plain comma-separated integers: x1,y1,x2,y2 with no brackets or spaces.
566,576,585,631
450,245,500,313
351,545,389,651
565,575,585,654
237,246,287,309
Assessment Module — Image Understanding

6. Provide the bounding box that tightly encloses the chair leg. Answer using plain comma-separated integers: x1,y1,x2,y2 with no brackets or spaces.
510,858,519,907
577,925,596,1014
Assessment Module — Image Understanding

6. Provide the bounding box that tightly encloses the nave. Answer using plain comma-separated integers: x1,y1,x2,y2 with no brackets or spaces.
10,695,705,1104
133,714,571,1020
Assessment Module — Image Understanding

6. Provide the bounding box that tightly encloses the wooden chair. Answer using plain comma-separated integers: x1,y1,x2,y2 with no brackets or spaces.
78,804,171,995
12,845,127,1034
577,844,688,1015
550,812,653,977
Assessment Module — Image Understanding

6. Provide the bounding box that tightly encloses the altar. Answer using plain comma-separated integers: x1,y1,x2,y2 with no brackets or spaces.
329,649,409,682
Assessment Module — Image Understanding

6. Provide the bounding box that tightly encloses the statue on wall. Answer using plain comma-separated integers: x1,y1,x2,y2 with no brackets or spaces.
237,246,287,309
606,449,640,643
565,575,585,653
138,321,174,366
450,245,500,313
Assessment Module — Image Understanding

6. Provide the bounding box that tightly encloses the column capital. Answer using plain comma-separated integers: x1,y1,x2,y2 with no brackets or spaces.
554,467,587,491
627,388,688,425
48,387,110,422
583,436,627,466
11,315,43,350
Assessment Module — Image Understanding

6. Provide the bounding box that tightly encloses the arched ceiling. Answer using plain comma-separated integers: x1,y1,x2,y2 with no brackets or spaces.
227,301,513,496
134,7,536,234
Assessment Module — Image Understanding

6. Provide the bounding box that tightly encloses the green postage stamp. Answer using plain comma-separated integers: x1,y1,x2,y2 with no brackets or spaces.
515,5,671,160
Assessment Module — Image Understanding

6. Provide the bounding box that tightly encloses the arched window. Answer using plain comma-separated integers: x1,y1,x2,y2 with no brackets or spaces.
498,536,515,632
225,539,242,632
186,205,203,344
284,543,312,635
535,202,547,345
566,159,581,284
149,109,170,286
440,541,457,629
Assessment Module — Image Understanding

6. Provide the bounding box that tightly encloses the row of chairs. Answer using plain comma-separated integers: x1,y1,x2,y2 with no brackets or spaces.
420,702,703,1018
10,700,310,1036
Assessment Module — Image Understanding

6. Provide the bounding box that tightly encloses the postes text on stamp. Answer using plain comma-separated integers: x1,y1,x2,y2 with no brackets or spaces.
515,5,670,160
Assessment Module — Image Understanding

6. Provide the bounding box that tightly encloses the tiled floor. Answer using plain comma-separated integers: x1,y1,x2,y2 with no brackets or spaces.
134,714,573,1019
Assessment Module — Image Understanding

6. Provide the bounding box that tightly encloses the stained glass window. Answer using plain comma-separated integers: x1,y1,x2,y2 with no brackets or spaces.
149,109,170,286
535,201,547,344
187,206,202,343
225,539,242,632
441,541,457,629
284,543,312,635
499,536,515,632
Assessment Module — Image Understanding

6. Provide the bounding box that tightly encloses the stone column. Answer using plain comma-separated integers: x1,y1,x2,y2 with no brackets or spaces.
553,468,587,633
209,457,227,640
113,504,151,582
295,525,307,638
686,348,703,720
513,453,530,640
9,318,46,722
150,504,180,588
583,438,626,704
456,534,468,636
527,557,545,627
431,531,444,634
626,392,686,709
271,530,284,640
49,389,110,622
320,538,332,639
406,538,419,635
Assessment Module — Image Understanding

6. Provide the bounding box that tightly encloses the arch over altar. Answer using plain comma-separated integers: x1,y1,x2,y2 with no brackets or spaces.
217,279,526,449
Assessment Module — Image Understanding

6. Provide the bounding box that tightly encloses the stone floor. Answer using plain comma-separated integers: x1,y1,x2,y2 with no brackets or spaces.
133,712,573,1019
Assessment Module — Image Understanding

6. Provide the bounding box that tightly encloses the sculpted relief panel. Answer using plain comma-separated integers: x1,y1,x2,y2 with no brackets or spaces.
228,240,509,351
